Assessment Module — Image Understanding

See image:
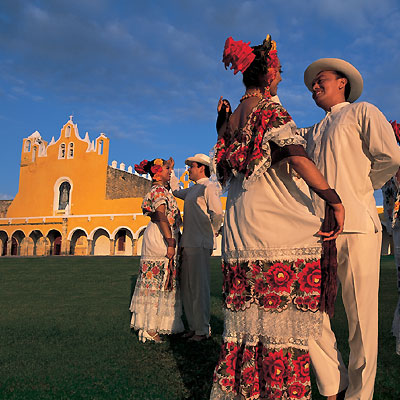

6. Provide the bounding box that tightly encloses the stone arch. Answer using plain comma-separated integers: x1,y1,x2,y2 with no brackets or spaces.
0,231,8,256
91,227,111,256
29,230,43,256
69,229,89,255
47,229,62,255
11,230,25,256
36,236,50,256
113,227,134,256
20,237,34,256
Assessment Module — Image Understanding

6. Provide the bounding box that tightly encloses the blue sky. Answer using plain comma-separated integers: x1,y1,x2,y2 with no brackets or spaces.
1,0,399,205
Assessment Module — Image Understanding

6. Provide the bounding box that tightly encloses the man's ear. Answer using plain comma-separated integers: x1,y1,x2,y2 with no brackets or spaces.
339,77,348,90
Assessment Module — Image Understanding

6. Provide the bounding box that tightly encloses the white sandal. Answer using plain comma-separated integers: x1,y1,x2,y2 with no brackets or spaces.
138,329,164,343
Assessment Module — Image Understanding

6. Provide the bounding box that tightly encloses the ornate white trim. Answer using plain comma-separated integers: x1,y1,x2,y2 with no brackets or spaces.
223,246,321,263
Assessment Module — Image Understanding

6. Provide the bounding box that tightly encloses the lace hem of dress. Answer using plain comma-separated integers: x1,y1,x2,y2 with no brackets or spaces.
223,246,322,263
129,287,183,334
222,303,322,347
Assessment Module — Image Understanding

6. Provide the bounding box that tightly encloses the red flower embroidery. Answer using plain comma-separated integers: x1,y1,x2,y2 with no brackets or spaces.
263,349,291,388
225,343,239,376
230,264,247,293
261,293,281,309
242,348,253,363
292,354,310,383
308,296,319,311
151,265,160,275
220,377,234,392
287,382,307,398
254,278,269,294
242,365,256,386
266,263,295,293
298,260,321,293
251,262,262,277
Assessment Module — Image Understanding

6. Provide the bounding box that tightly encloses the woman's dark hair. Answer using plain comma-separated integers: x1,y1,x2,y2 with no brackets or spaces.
334,71,351,100
242,46,269,88
242,38,274,88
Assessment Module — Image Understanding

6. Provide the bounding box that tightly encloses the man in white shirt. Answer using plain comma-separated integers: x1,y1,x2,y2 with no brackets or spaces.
171,153,223,342
301,58,400,400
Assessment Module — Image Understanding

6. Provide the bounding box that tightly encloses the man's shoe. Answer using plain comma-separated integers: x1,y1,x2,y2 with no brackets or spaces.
188,334,208,342
182,330,195,339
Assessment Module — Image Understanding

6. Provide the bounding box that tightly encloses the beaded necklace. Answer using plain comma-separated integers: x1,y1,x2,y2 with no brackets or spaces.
240,91,263,103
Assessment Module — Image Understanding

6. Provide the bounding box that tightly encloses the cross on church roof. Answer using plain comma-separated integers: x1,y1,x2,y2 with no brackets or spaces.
69,115,73,122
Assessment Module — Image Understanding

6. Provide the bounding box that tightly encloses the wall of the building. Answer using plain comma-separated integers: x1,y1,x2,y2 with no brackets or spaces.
105,166,151,199
0,200,12,218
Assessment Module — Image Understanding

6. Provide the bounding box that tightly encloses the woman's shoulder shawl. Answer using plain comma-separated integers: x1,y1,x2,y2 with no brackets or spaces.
213,98,302,189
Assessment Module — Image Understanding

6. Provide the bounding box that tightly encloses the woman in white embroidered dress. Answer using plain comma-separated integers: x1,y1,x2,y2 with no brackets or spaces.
210,36,345,399
129,158,184,343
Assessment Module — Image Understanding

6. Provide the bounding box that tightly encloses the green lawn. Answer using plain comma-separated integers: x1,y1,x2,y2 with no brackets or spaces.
0,256,398,399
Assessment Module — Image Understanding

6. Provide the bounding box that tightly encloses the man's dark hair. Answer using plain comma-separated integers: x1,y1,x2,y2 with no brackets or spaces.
334,71,351,100
199,164,211,178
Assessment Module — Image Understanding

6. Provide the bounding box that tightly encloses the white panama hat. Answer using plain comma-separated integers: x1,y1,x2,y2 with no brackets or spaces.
304,58,363,103
185,153,210,167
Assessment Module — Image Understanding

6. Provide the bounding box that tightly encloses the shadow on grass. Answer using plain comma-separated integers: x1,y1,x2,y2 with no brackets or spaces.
168,313,223,400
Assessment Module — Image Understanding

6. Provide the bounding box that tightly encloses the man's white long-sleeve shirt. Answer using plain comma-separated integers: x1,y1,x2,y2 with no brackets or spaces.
301,101,400,233
171,174,223,249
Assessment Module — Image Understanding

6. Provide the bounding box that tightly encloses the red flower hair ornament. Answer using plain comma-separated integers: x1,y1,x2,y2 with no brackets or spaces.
134,159,148,174
150,165,163,175
222,37,255,75
390,120,400,145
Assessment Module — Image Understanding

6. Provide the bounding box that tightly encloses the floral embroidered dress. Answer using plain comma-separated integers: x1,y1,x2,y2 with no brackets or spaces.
210,98,323,400
129,185,184,334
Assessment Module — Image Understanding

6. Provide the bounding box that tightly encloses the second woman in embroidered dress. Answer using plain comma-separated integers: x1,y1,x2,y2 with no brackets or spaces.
129,158,184,343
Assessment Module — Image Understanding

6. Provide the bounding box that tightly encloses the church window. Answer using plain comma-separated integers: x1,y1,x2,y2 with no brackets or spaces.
58,181,71,210
24,140,31,152
66,125,71,138
32,147,37,162
98,140,103,155
68,142,74,159
59,143,66,159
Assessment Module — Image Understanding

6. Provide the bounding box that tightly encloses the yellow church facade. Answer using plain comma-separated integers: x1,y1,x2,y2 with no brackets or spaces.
0,117,201,257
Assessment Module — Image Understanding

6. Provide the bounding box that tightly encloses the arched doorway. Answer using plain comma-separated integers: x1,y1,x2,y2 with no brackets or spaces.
0,231,8,256
92,228,110,255
29,230,43,256
114,228,134,256
70,229,88,255
47,230,62,255
11,230,25,256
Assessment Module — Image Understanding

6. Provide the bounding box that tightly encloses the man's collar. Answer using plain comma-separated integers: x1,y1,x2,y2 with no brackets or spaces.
195,177,209,184
328,102,350,113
